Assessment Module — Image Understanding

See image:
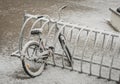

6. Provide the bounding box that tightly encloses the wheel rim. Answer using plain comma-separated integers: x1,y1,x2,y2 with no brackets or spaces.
24,43,44,76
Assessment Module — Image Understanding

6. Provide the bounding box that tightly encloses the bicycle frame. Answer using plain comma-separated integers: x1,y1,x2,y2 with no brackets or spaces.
31,22,72,66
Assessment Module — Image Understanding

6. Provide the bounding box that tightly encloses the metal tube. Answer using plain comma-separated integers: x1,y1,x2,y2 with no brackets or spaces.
110,36,114,50
19,17,33,54
94,32,97,45
108,36,120,80
66,26,75,43
61,52,65,68
63,26,65,34
80,30,92,73
102,34,106,48
71,28,84,70
44,24,56,46
48,21,50,31
99,34,111,78
70,28,73,42
39,20,42,28
51,54,55,66
29,18,49,34
28,18,49,40
86,30,89,36
89,32,101,75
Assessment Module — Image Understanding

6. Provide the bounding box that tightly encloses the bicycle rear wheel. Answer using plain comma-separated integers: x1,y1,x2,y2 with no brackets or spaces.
21,41,45,77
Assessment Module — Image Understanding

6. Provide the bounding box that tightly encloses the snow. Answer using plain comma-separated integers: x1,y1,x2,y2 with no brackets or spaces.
0,0,120,84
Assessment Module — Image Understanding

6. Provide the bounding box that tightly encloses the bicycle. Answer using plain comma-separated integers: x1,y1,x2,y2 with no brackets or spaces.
21,6,73,77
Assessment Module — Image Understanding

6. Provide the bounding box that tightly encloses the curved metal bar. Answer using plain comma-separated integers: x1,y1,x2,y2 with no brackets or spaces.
110,36,114,50
69,26,83,42
61,26,75,51
71,28,84,70
44,24,56,46
94,32,97,44
47,22,50,31
19,17,34,54
69,27,74,42
66,26,75,44
108,36,120,80
31,18,49,30
89,32,101,75
57,21,120,37
71,28,84,56
29,18,49,38
99,34,111,77
102,34,106,48
80,30,92,73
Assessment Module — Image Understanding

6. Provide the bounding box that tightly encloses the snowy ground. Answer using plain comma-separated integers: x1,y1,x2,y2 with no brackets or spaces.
0,0,120,84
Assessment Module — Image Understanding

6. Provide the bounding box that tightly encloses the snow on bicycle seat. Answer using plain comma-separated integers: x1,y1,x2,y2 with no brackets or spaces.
31,28,42,35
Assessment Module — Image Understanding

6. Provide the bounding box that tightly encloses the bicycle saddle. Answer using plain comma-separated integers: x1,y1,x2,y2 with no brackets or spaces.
31,28,42,35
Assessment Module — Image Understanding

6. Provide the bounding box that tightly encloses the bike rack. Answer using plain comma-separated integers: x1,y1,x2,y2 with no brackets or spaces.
11,13,120,83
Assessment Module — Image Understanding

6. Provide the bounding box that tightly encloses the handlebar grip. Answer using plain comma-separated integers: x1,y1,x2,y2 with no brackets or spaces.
59,5,67,11
25,13,44,19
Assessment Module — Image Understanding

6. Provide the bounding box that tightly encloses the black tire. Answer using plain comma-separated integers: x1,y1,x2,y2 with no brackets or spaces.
117,7,120,13
64,45,72,66
58,34,72,66
21,41,45,77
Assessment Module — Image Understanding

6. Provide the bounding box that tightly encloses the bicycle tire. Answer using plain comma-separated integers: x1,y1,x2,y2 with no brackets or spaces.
58,34,72,66
64,45,72,66
21,41,45,77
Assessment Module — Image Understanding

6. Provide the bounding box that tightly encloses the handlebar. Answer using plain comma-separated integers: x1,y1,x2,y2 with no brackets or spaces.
24,5,67,22
25,13,56,22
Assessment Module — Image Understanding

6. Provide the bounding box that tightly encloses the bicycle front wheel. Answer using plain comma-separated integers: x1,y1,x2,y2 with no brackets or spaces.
21,41,45,77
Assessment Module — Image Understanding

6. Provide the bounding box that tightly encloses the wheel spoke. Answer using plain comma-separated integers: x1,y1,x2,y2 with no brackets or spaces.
27,48,30,57
31,46,37,57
